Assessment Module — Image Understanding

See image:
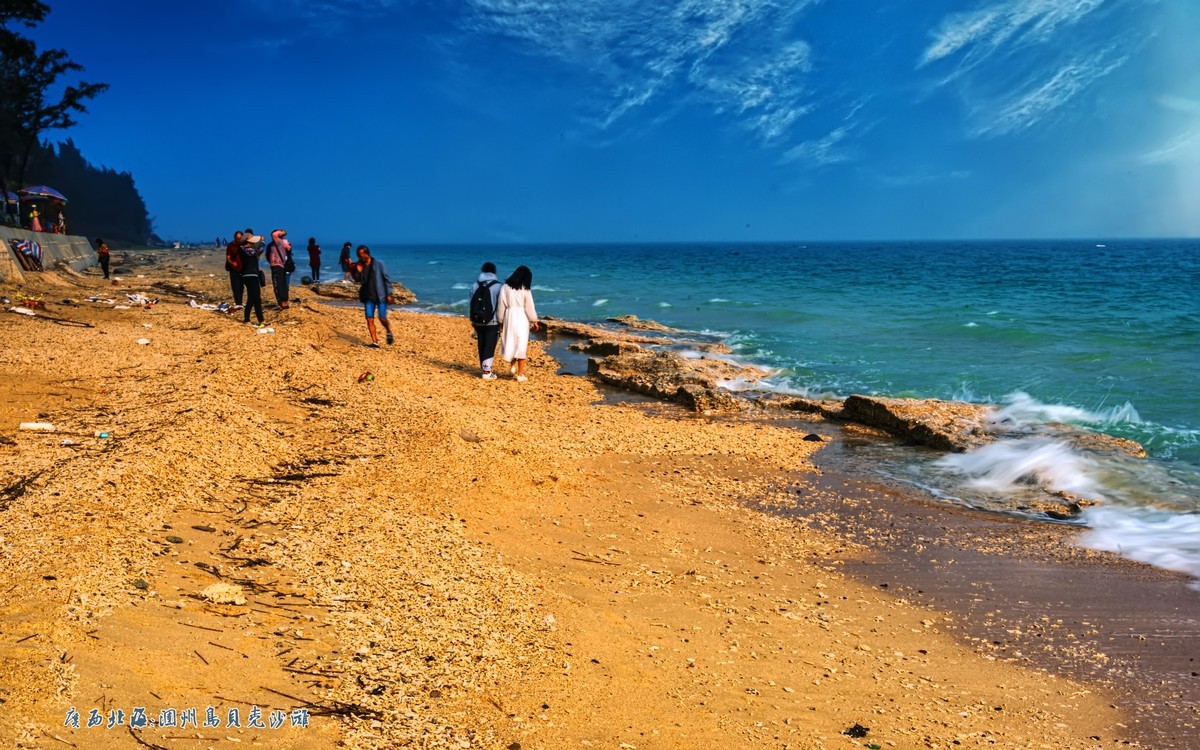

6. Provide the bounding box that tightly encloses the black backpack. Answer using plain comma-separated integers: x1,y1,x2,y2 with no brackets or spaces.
469,280,497,325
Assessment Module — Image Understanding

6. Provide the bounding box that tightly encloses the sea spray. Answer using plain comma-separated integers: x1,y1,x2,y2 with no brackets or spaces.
934,437,1105,500
1078,506,1200,588
991,391,1142,429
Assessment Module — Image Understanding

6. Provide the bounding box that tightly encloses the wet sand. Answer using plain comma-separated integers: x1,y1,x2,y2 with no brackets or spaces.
0,247,1193,748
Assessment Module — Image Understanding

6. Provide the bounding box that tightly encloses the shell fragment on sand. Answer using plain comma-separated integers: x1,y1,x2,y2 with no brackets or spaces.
200,582,247,605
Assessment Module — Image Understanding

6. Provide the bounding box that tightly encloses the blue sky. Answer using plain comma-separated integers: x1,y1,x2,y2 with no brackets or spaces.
26,0,1200,242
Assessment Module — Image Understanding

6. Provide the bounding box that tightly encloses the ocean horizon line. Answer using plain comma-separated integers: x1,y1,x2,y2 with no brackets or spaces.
365,236,1200,248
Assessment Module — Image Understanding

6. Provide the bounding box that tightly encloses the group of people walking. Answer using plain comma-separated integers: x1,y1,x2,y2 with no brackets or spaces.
219,229,540,379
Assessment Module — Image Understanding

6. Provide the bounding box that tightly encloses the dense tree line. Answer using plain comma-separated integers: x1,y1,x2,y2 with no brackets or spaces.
3,1,153,243
24,138,153,244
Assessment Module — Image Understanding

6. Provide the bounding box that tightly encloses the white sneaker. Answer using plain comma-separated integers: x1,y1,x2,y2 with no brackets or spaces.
509,363,517,375
481,372,497,380
515,375,527,382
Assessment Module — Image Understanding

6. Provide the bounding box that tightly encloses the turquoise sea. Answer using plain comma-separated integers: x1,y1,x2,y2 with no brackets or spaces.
356,240,1200,583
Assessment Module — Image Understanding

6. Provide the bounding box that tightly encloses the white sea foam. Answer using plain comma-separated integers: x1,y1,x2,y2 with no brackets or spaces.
592,299,609,306
1078,506,1200,587
708,298,730,303
451,283,470,290
935,437,1105,500
964,322,979,327
991,391,1142,428
532,285,559,292
657,302,672,308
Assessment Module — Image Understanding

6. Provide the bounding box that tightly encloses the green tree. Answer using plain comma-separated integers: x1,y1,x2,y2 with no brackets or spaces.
1,0,107,192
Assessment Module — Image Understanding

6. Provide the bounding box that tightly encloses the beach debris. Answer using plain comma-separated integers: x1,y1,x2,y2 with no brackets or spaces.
94,431,109,439
9,306,37,316
18,422,55,432
137,338,151,345
803,433,823,442
459,428,483,443
187,299,220,311
256,327,276,334
843,723,870,738
200,582,247,605
132,578,149,590
357,371,375,383
165,535,184,544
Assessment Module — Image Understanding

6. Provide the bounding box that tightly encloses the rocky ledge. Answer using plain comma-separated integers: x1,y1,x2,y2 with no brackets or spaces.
309,280,417,304
587,350,766,412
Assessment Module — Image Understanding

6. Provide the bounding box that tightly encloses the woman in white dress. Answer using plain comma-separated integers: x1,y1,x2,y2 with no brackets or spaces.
495,265,539,381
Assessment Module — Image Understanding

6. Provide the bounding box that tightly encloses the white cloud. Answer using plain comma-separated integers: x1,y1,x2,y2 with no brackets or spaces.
921,0,1108,68
782,125,854,166
462,0,821,144
870,169,972,188
921,0,1146,138
972,48,1127,136
1141,125,1200,165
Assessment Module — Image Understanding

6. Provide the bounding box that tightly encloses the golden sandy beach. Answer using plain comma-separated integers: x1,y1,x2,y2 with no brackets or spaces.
0,249,1145,749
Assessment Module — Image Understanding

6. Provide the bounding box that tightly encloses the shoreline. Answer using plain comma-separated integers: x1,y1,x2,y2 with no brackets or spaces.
0,247,1194,748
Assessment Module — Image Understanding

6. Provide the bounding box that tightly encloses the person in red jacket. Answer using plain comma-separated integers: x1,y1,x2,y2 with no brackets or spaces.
96,238,111,279
306,237,321,283
225,230,244,305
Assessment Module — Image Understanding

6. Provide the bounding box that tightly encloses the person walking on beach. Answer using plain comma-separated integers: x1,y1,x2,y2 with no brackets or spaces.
496,265,539,381
338,241,353,279
239,231,266,325
351,245,395,348
225,230,244,305
266,229,292,309
96,238,110,279
306,237,321,283
469,262,503,379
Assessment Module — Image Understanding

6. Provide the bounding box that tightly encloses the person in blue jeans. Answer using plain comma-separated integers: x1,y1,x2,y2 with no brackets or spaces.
351,245,395,348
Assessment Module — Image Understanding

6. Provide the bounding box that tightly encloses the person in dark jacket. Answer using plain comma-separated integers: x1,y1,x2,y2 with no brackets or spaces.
469,262,502,379
307,237,321,282
96,238,111,279
350,245,394,348
339,242,353,279
239,231,266,325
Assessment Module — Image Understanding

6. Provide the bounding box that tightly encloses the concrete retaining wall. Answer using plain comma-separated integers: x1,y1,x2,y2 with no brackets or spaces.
0,227,96,284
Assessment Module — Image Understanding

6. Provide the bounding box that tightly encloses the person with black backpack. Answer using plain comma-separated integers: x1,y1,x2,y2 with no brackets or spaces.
468,262,503,380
